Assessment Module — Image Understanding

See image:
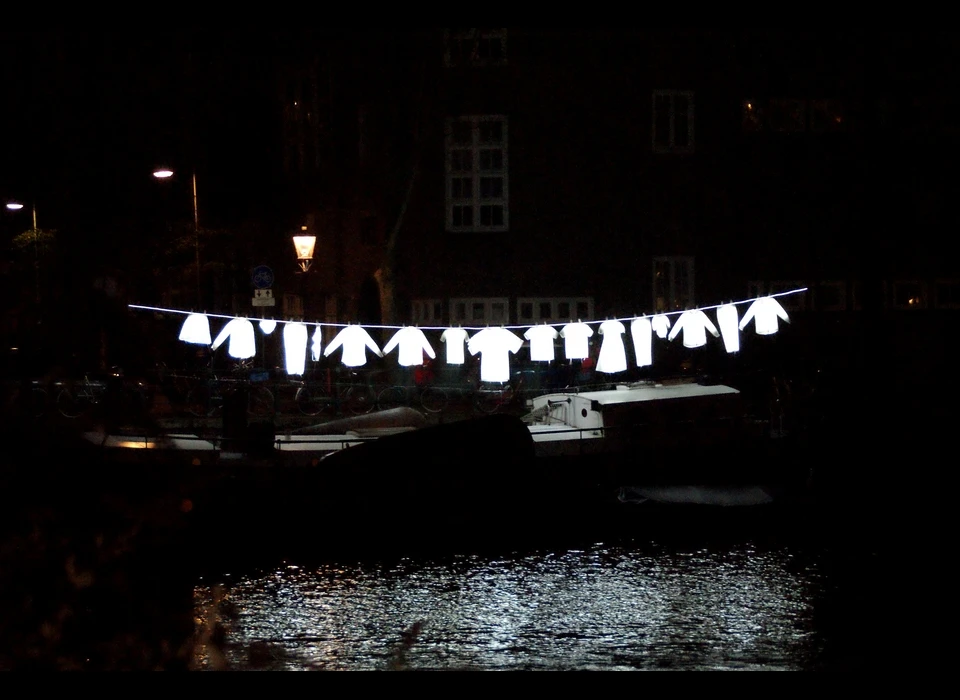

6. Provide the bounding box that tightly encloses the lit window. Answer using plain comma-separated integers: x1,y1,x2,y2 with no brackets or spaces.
444,28,508,67
451,298,511,325
892,281,926,310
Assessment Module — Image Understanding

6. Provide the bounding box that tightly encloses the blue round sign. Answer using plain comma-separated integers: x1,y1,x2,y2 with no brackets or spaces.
252,265,274,290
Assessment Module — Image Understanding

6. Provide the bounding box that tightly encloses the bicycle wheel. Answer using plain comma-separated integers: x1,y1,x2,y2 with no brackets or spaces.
473,389,504,415
248,386,275,419
377,386,406,412
185,385,214,418
420,386,448,414
344,386,375,415
295,386,330,417
56,387,90,419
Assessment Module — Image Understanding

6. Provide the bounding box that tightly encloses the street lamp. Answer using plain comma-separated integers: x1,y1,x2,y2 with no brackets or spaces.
153,167,201,307
5,199,40,306
293,225,317,273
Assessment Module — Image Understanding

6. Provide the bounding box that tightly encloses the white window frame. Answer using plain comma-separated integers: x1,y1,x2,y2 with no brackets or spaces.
446,115,509,233
653,256,695,313
444,28,508,68
768,281,808,312
934,279,960,309
815,281,847,312
411,299,445,325
891,280,927,310
516,297,595,324
652,90,695,154
450,297,511,325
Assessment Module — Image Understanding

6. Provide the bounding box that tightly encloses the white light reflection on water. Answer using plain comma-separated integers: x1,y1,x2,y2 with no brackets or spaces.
192,541,827,671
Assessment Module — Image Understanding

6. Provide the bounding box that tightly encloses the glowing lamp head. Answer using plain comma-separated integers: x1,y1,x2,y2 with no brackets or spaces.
6,202,24,211
293,228,317,273
153,169,174,179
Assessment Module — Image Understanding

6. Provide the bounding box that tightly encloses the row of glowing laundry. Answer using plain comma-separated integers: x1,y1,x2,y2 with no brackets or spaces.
176,296,791,384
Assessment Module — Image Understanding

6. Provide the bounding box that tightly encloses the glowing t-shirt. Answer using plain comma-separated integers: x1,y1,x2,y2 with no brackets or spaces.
524,325,559,362
440,328,469,365
652,314,672,340
467,327,523,383
560,322,594,360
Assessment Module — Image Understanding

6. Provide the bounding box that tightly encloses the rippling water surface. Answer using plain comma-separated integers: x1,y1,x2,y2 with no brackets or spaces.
191,510,894,671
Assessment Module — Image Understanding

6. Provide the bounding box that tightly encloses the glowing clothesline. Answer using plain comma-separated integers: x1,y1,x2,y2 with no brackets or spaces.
129,288,808,331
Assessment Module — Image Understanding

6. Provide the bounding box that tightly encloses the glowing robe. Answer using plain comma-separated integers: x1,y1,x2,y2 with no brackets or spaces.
283,323,308,376
652,314,672,340
596,320,628,374
630,317,653,368
717,304,741,354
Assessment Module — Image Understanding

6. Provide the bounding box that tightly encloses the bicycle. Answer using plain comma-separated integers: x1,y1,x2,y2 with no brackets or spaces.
472,372,529,415
185,374,275,419
56,374,108,419
376,384,449,414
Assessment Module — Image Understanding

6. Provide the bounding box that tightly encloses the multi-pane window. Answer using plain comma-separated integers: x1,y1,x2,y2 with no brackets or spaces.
815,281,847,312
444,28,508,67
768,281,808,312
450,298,511,325
892,281,926,309
516,298,595,323
412,299,445,325
653,257,695,312
935,280,960,309
652,90,695,154
446,116,509,232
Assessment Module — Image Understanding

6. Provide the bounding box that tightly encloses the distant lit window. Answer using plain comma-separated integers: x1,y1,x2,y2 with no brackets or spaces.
892,281,926,310
411,299,444,324
517,298,594,324
935,280,960,309
653,257,695,312
444,28,508,67
652,90,695,154
768,281,808,312
816,281,846,312
742,100,764,132
767,99,807,132
451,297,510,325
446,116,508,232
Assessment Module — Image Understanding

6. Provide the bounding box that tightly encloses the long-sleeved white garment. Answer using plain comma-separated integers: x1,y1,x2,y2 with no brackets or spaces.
739,297,790,336
384,327,437,367
524,325,559,362
652,314,672,340
324,325,383,367
467,327,523,383
597,320,628,374
630,317,654,368
179,313,212,345
667,310,720,349
717,304,741,354
283,322,309,376
311,326,323,361
560,322,593,360
440,328,469,365
211,318,257,360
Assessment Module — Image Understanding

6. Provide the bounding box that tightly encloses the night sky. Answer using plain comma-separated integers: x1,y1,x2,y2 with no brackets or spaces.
0,29,285,262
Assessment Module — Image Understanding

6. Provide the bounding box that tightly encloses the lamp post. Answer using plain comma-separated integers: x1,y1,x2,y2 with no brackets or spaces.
153,168,201,307
293,225,317,273
5,200,40,307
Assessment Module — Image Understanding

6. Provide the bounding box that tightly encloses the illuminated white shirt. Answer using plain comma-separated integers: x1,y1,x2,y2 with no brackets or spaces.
524,325,559,362
211,319,256,360
560,322,593,360
652,314,672,340
383,327,437,367
739,297,790,336
667,310,720,349
311,326,323,362
467,327,523,383
597,320,628,374
179,313,212,345
259,319,277,335
283,323,308,376
324,326,383,367
717,304,740,354
440,328,469,365
630,317,653,368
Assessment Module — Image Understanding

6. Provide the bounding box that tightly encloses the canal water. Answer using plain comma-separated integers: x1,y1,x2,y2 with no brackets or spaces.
189,495,924,671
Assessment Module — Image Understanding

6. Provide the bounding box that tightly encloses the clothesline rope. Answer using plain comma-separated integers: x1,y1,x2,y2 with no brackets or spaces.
128,287,808,332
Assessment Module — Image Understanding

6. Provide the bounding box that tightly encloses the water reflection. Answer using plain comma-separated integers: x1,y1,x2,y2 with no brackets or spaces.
192,540,828,671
